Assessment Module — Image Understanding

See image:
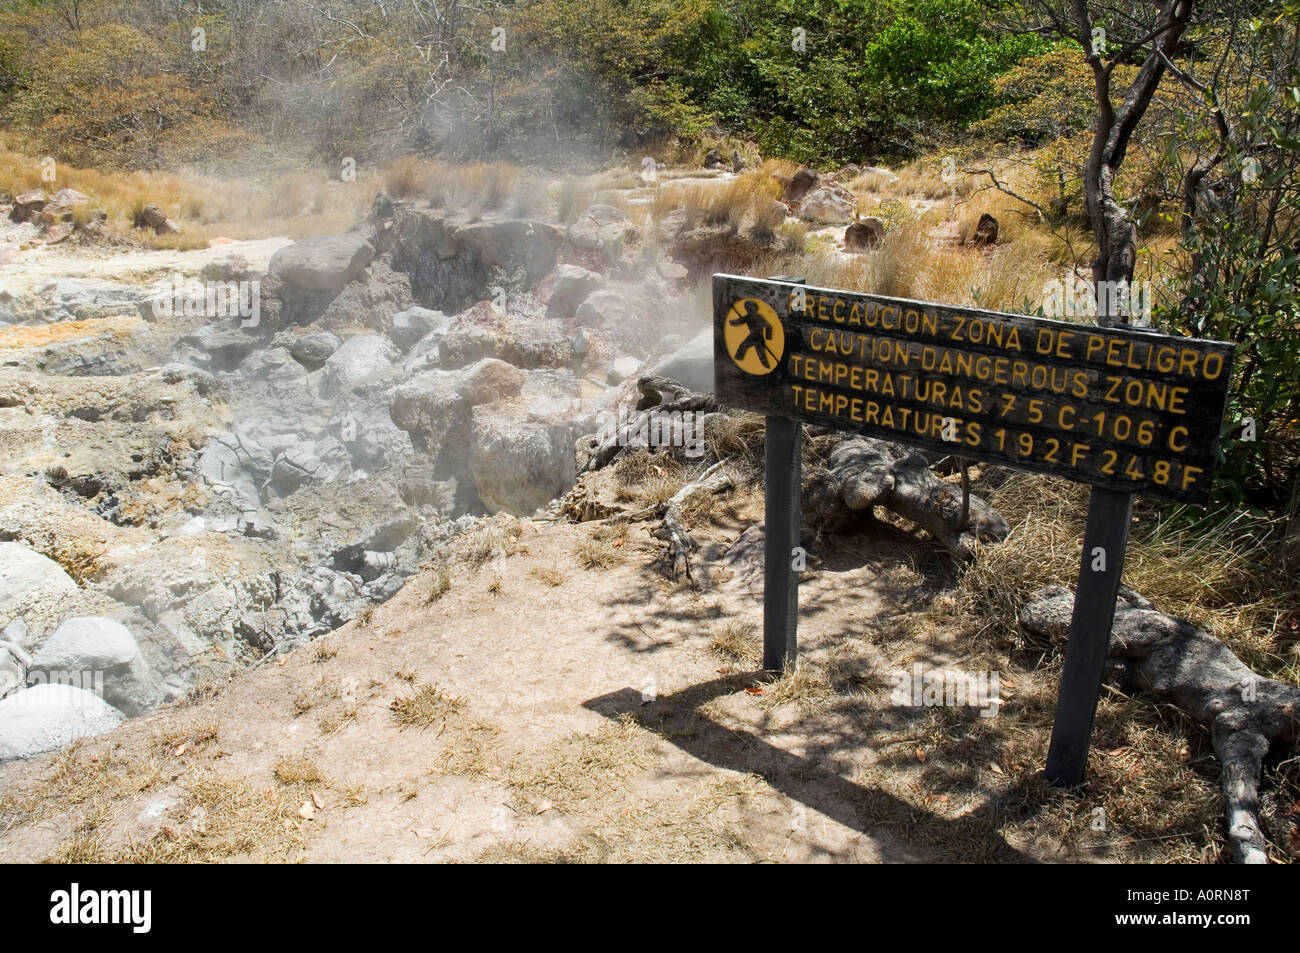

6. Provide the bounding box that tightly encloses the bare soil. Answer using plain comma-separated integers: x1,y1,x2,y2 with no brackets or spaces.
0,495,1134,865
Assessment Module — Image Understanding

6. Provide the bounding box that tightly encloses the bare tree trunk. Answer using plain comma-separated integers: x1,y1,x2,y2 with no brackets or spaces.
1072,0,1196,325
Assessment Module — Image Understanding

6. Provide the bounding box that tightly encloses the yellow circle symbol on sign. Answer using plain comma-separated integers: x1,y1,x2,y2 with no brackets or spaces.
724,298,784,375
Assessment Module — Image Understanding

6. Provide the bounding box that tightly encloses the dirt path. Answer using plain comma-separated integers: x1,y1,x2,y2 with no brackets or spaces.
0,236,290,297
0,504,1075,864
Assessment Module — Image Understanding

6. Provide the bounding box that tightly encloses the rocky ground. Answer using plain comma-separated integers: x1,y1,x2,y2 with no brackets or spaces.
6,164,1274,864
0,186,717,758
0,508,1080,864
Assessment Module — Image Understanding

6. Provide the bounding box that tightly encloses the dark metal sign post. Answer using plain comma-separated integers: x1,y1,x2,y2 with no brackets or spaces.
761,277,805,673
712,273,1235,784
1045,487,1134,785
763,414,801,673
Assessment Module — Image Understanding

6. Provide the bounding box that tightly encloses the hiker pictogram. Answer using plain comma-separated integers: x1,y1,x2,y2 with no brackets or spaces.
724,298,783,375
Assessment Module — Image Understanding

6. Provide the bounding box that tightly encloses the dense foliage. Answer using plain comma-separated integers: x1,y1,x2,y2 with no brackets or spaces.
0,0,1045,168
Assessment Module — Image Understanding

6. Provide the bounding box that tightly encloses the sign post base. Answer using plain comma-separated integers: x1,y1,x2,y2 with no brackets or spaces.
763,415,801,673
1045,487,1134,787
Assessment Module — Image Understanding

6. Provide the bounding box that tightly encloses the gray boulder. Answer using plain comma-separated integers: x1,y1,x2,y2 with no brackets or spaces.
29,616,160,717
799,184,856,224
268,437,347,495
289,332,342,370
546,264,603,318
271,446,325,494
568,205,635,254
38,188,91,225
402,327,445,375
138,204,180,235
269,233,375,293
388,359,527,458
782,169,820,205
649,327,713,393
845,217,885,251
197,430,273,509
321,334,400,396
390,306,450,353
439,312,574,370
101,533,279,651
0,683,124,761
470,386,595,515
183,323,265,366
11,189,48,222
0,639,24,699
575,288,642,331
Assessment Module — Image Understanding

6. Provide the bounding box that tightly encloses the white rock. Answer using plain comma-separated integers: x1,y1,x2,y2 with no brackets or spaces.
650,327,713,393
269,233,375,293
0,542,78,633
321,334,400,396
568,204,635,253
0,647,22,699
30,616,160,717
0,683,124,761
547,264,604,318
607,356,644,385
391,306,450,352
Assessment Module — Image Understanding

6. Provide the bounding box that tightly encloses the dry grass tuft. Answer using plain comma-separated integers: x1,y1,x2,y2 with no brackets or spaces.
705,412,765,473
273,753,324,786
0,145,373,247
953,474,1088,648
157,721,219,756
113,771,307,863
383,155,437,198
955,471,1300,676
763,665,834,708
424,556,453,603
433,720,503,778
389,683,465,730
291,674,341,717
318,706,358,736
710,620,760,664
655,171,782,235
576,537,620,571
530,566,566,587
508,716,658,812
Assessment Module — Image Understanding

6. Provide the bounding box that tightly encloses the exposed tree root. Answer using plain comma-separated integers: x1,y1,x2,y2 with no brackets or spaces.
805,437,1010,559
1021,585,1299,864
652,461,734,581
573,381,1012,571
576,375,721,474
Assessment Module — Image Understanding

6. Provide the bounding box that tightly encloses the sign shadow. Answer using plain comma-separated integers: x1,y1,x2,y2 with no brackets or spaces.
582,678,1041,863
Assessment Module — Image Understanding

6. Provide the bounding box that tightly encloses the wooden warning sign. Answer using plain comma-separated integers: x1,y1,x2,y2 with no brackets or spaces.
714,273,1237,788
713,275,1235,506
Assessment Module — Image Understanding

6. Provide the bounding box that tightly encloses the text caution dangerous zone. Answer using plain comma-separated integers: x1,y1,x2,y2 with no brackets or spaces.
713,275,1235,505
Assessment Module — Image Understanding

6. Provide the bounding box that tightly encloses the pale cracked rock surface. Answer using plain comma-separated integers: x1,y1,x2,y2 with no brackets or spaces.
0,683,124,761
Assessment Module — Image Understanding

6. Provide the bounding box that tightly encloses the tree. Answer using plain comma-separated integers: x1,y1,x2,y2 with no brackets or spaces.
1002,1,1197,326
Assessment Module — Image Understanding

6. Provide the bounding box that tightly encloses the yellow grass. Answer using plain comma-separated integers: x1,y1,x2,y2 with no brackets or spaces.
0,146,377,248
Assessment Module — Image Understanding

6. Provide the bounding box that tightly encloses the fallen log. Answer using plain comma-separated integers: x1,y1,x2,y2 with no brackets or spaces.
805,437,1009,558
1021,584,1299,864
